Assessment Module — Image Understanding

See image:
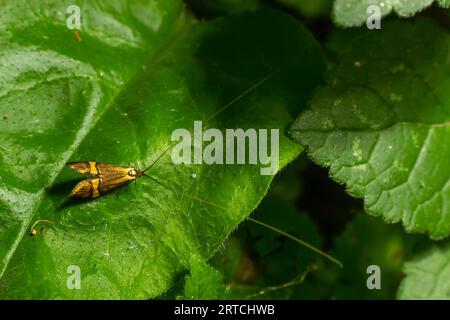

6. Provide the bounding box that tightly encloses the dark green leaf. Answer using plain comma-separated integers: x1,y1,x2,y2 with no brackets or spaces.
290,19,450,238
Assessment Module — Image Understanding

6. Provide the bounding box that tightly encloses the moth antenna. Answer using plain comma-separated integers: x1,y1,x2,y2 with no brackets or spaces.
144,174,342,267
142,143,178,173
30,219,56,236
142,68,281,173
143,174,226,210
138,68,341,265
247,217,343,268
204,67,281,123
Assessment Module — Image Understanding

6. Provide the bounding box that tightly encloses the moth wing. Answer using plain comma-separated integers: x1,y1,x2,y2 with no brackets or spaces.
69,179,95,199
66,162,93,175
98,173,135,193
96,163,134,176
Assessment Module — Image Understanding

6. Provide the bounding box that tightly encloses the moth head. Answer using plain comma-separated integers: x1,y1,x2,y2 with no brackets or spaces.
129,169,144,178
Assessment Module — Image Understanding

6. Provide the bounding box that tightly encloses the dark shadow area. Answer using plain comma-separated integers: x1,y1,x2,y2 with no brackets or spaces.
45,179,88,211
189,7,326,128
296,160,363,249
45,178,135,211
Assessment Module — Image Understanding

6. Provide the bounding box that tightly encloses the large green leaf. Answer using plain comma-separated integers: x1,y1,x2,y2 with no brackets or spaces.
397,241,450,299
333,0,450,27
0,2,325,299
289,19,450,238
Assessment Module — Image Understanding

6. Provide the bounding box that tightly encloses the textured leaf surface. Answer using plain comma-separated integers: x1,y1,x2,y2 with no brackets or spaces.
210,161,323,299
333,0,450,27
0,2,325,299
398,241,450,299
181,255,227,299
290,19,450,238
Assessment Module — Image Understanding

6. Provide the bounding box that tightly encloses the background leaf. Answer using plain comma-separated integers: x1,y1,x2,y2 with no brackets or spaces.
184,0,259,17
290,18,450,238
275,0,333,18
186,0,333,19
333,0,450,27
328,213,422,299
397,241,450,299
0,2,326,299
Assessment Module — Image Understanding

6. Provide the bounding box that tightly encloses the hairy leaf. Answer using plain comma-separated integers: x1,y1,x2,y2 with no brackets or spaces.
289,19,450,238
398,241,450,299
180,255,227,299
333,0,450,27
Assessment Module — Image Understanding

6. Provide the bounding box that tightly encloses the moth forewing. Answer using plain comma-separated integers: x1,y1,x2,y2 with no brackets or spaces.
95,163,130,175
66,161,99,176
98,172,137,193
69,178,101,199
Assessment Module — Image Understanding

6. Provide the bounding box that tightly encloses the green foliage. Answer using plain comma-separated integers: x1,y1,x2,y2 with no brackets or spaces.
180,255,228,299
292,213,423,299
210,160,325,299
187,0,333,18
329,214,423,299
0,1,326,299
276,0,333,17
333,0,450,27
398,241,450,299
290,18,450,238
1,0,449,301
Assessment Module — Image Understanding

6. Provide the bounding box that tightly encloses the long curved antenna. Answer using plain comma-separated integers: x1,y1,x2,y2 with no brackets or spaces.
204,67,281,123
142,68,281,174
139,67,342,267
144,174,342,267
144,174,226,210
247,217,343,268
142,143,178,173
